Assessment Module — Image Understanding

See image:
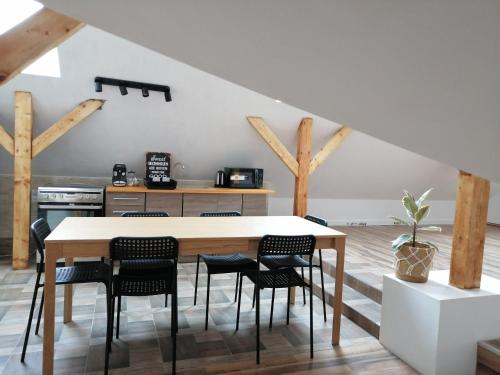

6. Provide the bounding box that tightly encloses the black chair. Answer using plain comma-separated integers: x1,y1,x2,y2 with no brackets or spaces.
121,211,172,307
121,211,169,217
21,218,111,364
242,234,316,364
262,214,328,324
194,211,257,330
105,236,178,375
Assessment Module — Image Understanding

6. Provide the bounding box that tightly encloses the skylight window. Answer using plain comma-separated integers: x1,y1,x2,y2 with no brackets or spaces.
0,0,43,35
22,48,61,78
0,0,61,78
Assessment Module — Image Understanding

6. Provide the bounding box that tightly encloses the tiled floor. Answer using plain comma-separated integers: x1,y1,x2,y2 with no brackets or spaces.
0,260,417,374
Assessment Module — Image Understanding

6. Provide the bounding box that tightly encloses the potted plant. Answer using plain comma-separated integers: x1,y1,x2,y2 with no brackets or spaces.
390,189,441,283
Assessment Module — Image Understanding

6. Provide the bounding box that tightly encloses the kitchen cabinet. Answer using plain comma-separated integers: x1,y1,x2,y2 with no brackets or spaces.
105,185,272,217
105,192,145,217
145,193,183,217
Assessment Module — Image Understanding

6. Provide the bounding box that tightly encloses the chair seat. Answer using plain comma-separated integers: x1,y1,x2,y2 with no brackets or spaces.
260,255,309,269
244,268,307,289
54,262,110,285
201,253,257,274
113,274,174,296
120,259,174,275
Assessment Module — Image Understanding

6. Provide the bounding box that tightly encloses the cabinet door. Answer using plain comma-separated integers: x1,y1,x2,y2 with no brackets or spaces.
242,194,268,216
146,193,182,217
182,194,218,217
105,192,145,216
217,194,243,213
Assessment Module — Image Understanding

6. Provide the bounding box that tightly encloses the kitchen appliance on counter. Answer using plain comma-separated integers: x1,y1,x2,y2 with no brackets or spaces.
224,168,264,188
214,170,226,187
37,185,104,229
112,164,127,186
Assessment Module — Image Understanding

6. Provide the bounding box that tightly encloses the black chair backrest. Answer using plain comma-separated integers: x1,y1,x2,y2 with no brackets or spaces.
109,236,179,261
258,235,316,258
31,218,51,262
304,215,328,227
200,211,241,217
122,211,169,217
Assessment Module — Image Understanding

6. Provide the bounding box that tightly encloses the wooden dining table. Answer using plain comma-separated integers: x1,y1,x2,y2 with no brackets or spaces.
42,215,346,374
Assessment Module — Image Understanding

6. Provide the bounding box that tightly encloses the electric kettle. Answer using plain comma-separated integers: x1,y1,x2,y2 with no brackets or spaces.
214,170,226,187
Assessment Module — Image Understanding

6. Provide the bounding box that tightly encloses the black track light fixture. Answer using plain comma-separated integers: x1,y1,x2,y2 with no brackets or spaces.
164,89,172,102
94,77,172,103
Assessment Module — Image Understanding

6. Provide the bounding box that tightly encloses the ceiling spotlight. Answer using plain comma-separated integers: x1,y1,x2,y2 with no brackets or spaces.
274,99,282,103
164,90,172,102
95,81,102,92
142,87,149,97
119,85,128,95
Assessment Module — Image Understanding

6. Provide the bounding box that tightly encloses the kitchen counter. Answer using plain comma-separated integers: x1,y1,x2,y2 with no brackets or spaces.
106,184,273,195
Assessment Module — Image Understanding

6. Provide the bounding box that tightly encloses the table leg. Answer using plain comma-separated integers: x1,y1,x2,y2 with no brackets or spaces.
290,286,296,304
63,257,73,323
43,246,59,375
332,237,345,345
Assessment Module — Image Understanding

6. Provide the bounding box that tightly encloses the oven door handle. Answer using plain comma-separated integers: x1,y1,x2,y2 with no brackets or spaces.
38,204,103,210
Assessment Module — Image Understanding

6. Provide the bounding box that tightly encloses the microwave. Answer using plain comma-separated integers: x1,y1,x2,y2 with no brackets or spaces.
225,168,264,188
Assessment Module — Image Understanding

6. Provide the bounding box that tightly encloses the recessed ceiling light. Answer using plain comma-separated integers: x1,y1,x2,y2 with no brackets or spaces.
274,99,282,103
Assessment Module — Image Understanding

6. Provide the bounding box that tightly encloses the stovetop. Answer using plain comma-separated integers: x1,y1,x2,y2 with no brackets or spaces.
37,185,104,204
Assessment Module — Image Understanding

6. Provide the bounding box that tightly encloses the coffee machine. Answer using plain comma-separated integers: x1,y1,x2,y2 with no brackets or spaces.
112,164,127,186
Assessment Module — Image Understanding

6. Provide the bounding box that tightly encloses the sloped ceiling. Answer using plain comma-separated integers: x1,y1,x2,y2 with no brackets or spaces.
0,26,457,200
40,0,500,183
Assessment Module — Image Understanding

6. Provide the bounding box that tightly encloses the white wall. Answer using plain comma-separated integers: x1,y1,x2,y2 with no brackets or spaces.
0,26,458,224
41,0,500,184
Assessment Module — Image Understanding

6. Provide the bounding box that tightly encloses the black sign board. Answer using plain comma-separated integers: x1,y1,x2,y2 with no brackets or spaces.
145,152,171,182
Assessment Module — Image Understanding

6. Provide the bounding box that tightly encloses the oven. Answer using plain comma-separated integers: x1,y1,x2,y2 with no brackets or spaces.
37,186,104,230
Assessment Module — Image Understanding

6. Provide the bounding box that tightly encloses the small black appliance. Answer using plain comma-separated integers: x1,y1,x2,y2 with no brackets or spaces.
214,170,226,187
225,168,264,188
112,164,127,187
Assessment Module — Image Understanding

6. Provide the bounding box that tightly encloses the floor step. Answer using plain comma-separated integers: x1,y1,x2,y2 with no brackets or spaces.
306,268,381,338
308,251,383,338
478,339,500,374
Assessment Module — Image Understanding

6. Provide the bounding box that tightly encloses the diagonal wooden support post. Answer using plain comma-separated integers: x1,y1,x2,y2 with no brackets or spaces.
32,99,105,157
449,170,490,288
310,127,352,174
0,125,14,155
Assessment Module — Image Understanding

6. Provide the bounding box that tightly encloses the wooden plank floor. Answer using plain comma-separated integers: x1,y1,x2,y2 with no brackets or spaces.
0,259,417,374
326,224,500,293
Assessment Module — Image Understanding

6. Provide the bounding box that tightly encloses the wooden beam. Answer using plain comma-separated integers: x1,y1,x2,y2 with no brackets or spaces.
293,118,312,217
0,125,14,156
0,8,83,86
309,127,352,174
12,92,32,270
449,170,490,288
32,99,105,157
247,116,299,177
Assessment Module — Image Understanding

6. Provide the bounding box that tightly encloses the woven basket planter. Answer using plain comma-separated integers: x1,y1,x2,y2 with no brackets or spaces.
394,243,435,283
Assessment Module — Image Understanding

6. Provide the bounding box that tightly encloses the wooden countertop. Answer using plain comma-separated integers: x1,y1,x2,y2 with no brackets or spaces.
106,184,274,195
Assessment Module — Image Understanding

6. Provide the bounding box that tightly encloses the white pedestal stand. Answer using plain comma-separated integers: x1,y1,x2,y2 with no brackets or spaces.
380,270,500,375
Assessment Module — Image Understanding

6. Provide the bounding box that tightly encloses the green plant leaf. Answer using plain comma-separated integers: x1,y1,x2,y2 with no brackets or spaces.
414,205,430,224
418,226,442,232
416,188,433,208
389,216,411,226
392,233,412,250
402,191,418,218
